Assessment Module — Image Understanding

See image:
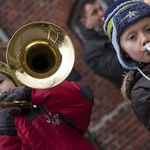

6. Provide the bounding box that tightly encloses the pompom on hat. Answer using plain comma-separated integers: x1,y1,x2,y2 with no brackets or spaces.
103,0,150,70
0,61,22,86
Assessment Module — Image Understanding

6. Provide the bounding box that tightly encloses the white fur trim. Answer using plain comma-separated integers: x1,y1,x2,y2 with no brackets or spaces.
111,20,137,70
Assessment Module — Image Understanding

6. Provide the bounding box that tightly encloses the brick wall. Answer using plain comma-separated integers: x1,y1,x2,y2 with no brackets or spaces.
0,0,150,150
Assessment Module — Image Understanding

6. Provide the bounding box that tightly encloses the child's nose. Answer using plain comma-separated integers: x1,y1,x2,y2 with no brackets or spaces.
143,40,150,47
141,35,150,46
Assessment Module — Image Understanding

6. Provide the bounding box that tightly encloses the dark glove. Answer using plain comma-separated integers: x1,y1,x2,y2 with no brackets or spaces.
0,86,32,102
0,94,21,136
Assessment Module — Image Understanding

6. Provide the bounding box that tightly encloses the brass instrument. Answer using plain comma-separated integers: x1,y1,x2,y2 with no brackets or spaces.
0,101,33,109
0,42,7,49
144,42,150,52
0,21,75,108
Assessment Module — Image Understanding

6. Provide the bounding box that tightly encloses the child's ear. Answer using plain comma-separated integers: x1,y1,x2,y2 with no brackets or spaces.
122,51,130,59
124,53,130,59
121,47,130,59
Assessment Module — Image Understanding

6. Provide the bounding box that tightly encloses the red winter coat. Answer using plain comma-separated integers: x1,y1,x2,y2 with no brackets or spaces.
0,80,96,150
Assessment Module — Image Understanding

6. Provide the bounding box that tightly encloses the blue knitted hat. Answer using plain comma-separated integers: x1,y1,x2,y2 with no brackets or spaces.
104,0,150,70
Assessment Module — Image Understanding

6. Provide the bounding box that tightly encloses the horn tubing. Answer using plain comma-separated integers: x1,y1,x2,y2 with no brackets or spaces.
0,101,32,109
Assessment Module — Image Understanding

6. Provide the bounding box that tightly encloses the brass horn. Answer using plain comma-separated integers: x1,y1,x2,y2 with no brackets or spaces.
6,21,75,89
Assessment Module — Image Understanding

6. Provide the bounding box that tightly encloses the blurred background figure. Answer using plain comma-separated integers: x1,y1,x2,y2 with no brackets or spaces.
75,0,127,89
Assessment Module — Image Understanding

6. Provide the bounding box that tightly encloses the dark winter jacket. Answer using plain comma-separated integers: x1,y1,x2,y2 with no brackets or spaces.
121,64,150,131
81,27,126,89
0,80,96,150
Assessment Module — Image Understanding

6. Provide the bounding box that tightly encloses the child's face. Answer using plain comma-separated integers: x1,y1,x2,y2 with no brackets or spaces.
0,73,16,93
120,17,150,63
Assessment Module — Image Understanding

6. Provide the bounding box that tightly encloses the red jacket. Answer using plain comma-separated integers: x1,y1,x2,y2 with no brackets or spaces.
0,80,96,150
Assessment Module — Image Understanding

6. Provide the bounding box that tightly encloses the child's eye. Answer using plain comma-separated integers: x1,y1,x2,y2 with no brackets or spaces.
0,80,4,84
146,27,150,32
129,35,136,40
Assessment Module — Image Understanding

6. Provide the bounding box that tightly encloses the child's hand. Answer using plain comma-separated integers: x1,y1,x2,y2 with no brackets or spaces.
0,94,21,136
0,105,21,127
0,86,32,102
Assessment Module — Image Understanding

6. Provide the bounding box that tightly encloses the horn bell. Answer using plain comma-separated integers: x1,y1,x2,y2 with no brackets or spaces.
6,21,75,89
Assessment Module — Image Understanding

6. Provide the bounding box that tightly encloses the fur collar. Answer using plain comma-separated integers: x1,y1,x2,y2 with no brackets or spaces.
121,70,136,101
121,63,150,101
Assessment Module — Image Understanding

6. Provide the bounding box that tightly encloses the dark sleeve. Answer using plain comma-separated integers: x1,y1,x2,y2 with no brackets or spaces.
79,85,94,104
83,37,126,88
25,86,32,101
131,73,150,131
